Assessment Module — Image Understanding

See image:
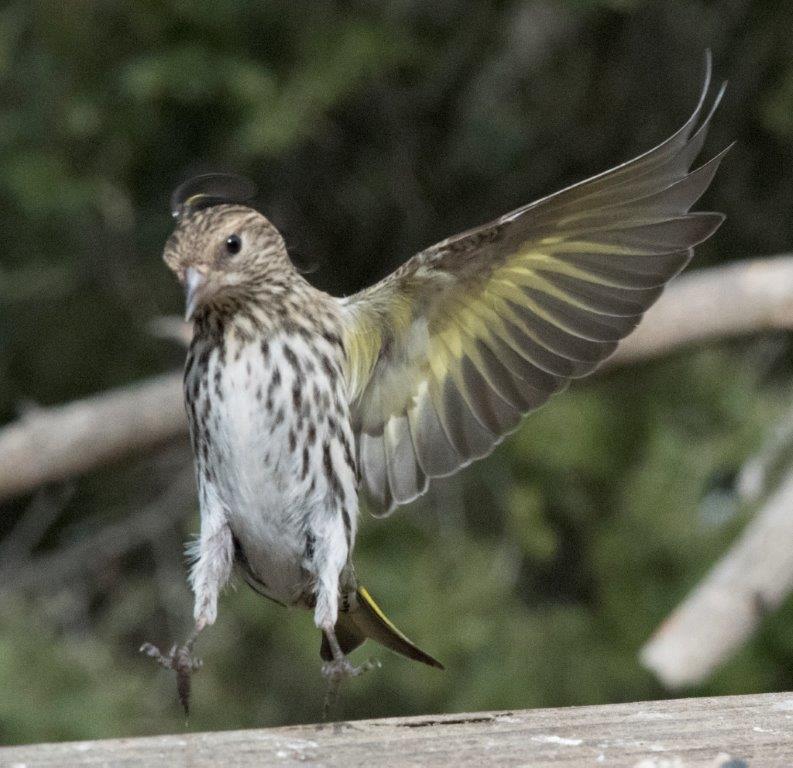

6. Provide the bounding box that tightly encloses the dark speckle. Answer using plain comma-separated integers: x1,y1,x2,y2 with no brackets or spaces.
323,331,343,349
340,431,356,475
283,343,300,373
304,531,315,561
322,442,345,503
214,366,223,400
292,382,303,411
341,507,352,547
320,354,334,378
266,367,281,411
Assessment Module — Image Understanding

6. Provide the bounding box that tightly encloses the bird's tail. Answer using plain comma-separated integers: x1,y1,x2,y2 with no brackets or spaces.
320,586,444,670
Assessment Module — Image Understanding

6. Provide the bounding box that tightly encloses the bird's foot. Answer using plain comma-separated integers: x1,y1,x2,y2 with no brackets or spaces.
321,656,380,720
140,641,203,715
321,656,378,681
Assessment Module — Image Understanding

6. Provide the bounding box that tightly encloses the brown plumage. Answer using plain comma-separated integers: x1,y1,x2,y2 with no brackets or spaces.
142,56,727,714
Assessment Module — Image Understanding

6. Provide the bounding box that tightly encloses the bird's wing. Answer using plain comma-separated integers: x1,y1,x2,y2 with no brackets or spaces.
340,61,728,515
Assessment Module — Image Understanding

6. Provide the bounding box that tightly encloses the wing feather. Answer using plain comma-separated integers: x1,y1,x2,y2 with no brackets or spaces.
360,431,391,510
342,58,727,514
407,384,462,477
382,415,427,506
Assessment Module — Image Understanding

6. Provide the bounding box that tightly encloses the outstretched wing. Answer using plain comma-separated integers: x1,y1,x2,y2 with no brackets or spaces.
341,59,728,514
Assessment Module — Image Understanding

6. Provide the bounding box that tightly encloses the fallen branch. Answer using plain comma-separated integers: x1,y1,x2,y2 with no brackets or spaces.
609,254,793,364
640,468,793,688
1,255,793,503
0,372,185,503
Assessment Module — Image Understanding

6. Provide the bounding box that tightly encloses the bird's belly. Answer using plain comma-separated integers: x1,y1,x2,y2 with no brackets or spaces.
192,333,356,606
212,392,314,605
228,497,312,606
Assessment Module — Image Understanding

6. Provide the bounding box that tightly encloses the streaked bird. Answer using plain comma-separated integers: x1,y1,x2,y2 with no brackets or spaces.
141,56,728,713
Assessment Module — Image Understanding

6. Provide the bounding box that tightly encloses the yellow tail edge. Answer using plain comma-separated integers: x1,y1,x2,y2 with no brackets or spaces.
320,586,444,670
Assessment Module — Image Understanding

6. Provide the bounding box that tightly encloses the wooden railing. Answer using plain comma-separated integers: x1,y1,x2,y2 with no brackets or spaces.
2,691,792,766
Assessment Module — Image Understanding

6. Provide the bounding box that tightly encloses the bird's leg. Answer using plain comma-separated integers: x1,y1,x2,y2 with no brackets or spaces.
314,531,377,716
140,618,206,715
321,624,379,718
321,624,376,679
141,511,233,714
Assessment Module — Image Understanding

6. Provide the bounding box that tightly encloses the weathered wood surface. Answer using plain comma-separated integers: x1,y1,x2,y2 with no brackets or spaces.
3,691,793,767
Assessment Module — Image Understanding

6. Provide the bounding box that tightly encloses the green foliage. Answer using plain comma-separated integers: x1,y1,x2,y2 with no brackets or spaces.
2,0,793,747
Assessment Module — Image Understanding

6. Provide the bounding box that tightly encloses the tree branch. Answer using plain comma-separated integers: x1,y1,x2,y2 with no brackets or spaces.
1,255,793,503
640,468,793,688
0,372,185,503
608,254,793,365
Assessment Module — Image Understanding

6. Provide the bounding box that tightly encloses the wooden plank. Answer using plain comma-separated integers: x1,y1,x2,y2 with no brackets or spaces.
2,691,793,767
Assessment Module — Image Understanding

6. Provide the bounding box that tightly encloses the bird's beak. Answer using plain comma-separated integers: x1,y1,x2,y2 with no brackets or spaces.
183,267,209,322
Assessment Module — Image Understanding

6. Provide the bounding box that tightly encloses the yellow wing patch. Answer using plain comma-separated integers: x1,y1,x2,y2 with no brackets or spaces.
342,61,727,513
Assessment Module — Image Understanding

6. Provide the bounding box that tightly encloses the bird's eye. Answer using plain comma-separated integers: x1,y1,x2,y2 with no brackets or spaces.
225,234,242,255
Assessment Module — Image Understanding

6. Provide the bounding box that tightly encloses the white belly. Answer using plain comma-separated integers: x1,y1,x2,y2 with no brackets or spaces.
189,331,358,607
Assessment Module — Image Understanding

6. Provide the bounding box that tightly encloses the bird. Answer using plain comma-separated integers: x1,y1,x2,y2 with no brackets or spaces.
141,56,728,714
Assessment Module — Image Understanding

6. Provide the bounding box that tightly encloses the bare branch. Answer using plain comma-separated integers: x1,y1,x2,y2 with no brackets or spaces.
1,255,793,503
0,372,185,503
736,401,793,504
640,469,793,688
609,255,793,365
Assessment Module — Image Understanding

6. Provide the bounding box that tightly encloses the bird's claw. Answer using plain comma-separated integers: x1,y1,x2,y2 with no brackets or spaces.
321,656,379,681
140,641,203,672
140,641,202,715
321,656,381,720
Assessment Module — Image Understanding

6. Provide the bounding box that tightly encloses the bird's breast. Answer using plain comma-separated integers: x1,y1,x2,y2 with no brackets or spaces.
185,325,358,603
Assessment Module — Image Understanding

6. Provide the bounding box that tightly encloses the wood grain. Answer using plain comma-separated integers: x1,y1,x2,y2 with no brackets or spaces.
2,691,793,767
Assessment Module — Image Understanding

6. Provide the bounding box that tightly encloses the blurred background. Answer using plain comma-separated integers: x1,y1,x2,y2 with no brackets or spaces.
2,0,793,746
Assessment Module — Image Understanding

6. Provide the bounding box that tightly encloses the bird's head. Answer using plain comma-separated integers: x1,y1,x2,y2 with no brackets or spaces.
163,173,292,321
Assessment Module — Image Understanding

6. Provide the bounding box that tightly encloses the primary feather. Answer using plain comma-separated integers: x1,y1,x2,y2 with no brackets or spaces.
149,57,730,707
341,58,728,514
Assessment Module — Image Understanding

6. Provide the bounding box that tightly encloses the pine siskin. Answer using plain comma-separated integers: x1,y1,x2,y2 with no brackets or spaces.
141,57,728,714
